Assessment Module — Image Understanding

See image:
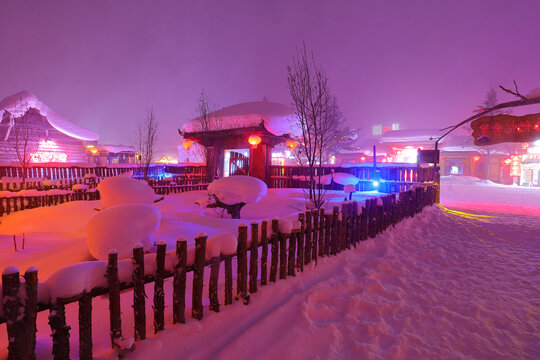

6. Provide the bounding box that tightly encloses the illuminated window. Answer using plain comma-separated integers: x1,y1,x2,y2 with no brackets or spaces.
391,123,400,130
372,125,382,136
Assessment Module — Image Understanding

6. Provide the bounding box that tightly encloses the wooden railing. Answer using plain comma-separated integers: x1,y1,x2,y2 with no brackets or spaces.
270,164,436,193
0,184,437,359
0,164,136,181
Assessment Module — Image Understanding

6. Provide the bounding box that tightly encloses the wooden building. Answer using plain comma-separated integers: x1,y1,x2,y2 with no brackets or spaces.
180,102,293,185
0,91,99,164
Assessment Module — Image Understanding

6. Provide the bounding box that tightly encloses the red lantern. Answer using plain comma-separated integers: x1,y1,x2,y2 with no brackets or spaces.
472,156,480,161
286,139,298,151
248,135,262,148
182,140,193,151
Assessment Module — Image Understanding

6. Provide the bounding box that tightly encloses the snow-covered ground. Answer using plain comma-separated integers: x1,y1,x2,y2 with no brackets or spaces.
1,176,539,359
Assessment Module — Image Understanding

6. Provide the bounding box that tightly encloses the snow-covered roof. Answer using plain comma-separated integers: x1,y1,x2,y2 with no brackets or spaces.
98,144,135,153
379,129,443,144
0,91,99,141
182,101,297,136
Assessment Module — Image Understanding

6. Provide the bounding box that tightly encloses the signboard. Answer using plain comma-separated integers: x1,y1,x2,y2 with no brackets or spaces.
471,113,540,146
417,149,439,164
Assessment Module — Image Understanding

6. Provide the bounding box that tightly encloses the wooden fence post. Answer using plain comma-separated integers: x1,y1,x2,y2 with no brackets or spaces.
312,210,319,262
331,206,339,255
133,244,146,337
249,222,259,293
304,211,312,265
324,214,332,255
79,292,92,360
192,233,207,320
107,250,122,347
297,213,305,271
173,239,187,324
260,220,268,286
224,255,234,305
279,232,287,280
237,224,248,300
209,256,220,312
2,266,28,359
24,267,38,357
49,301,71,360
318,209,325,257
269,219,279,282
154,242,166,332
288,230,297,276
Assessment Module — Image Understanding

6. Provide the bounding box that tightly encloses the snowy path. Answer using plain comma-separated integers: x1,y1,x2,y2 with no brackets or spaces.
129,206,540,360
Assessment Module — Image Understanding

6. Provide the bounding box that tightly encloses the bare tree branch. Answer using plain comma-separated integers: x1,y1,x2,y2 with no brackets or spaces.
136,107,159,180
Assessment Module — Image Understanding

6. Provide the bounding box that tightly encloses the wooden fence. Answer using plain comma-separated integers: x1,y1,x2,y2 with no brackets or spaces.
0,165,136,181
0,185,437,359
270,165,436,192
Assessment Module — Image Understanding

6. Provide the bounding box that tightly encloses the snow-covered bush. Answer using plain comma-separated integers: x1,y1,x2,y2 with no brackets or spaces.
201,176,268,218
97,176,155,208
332,172,360,186
86,204,161,260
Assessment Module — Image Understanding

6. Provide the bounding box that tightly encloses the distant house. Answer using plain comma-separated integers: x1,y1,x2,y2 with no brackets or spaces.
0,91,99,164
0,91,135,167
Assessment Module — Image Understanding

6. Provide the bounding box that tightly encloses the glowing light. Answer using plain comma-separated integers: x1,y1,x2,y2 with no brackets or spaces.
372,180,379,187
472,156,480,161
329,156,336,164
503,159,511,165
31,140,68,163
286,139,298,150
248,135,261,147
360,156,366,161
182,139,193,151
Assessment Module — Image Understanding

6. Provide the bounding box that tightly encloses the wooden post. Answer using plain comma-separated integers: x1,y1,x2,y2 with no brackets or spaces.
237,224,248,300
331,206,339,255
340,203,349,251
312,210,319,262
107,251,122,347
192,233,207,320
304,211,312,265
249,222,259,293
269,219,279,282
79,292,92,360
224,255,233,305
324,214,332,255
24,267,38,358
297,213,305,271
49,301,71,360
154,242,166,333
260,220,268,286
173,239,187,324
279,232,287,280
209,256,220,312
133,244,146,337
318,209,325,257
2,267,27,359
288,230,297,276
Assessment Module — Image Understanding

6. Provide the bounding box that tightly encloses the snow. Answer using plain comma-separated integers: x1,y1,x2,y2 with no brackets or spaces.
181,101,298,136
379,128,442,143
72,184,88,191
332,172,360,185
526,87,540,98
45,261,107,300
0,91,99,141
2,266,19,276
1,178,539,359
86,204,161,260
97,176,155,208
207,175,267,205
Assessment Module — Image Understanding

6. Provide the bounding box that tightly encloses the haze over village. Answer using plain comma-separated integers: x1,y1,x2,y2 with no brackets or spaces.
0,1,539,359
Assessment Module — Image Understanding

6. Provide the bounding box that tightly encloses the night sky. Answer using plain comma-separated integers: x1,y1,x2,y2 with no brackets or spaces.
1,0,539,155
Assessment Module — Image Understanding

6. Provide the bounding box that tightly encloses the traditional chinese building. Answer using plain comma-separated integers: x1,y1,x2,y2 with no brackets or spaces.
180,102,294,184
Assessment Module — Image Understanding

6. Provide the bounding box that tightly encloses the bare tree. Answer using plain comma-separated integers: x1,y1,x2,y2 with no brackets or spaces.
287,43,346,209
13,101,41,187
190,90,222,175
136,108,159,180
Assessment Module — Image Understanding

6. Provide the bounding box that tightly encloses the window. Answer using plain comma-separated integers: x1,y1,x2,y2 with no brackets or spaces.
445,160,463,175
372,125,382,136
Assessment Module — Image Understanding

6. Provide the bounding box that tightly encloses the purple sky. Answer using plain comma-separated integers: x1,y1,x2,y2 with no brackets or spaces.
1,0,540,155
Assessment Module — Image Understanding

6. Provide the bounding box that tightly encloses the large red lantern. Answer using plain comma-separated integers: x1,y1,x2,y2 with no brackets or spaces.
286,139,298,151
248,135,262,148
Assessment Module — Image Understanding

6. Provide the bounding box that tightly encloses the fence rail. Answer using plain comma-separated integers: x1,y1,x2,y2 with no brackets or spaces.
1,184,437,359
270,165,436,192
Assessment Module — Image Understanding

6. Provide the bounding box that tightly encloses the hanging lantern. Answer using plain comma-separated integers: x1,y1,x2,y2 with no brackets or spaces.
182,140,193,151
286,139,298,151
248,135,262,148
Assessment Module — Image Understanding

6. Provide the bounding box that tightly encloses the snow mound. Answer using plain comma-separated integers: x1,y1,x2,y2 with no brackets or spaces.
86,204,161,260
45,261,107,299
208,176,267,205
332,172,360,186
343,184,356,194
98,176,155,208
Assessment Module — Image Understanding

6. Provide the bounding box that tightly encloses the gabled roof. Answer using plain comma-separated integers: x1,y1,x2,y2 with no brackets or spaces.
182,101,297,136
0,91,99,141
